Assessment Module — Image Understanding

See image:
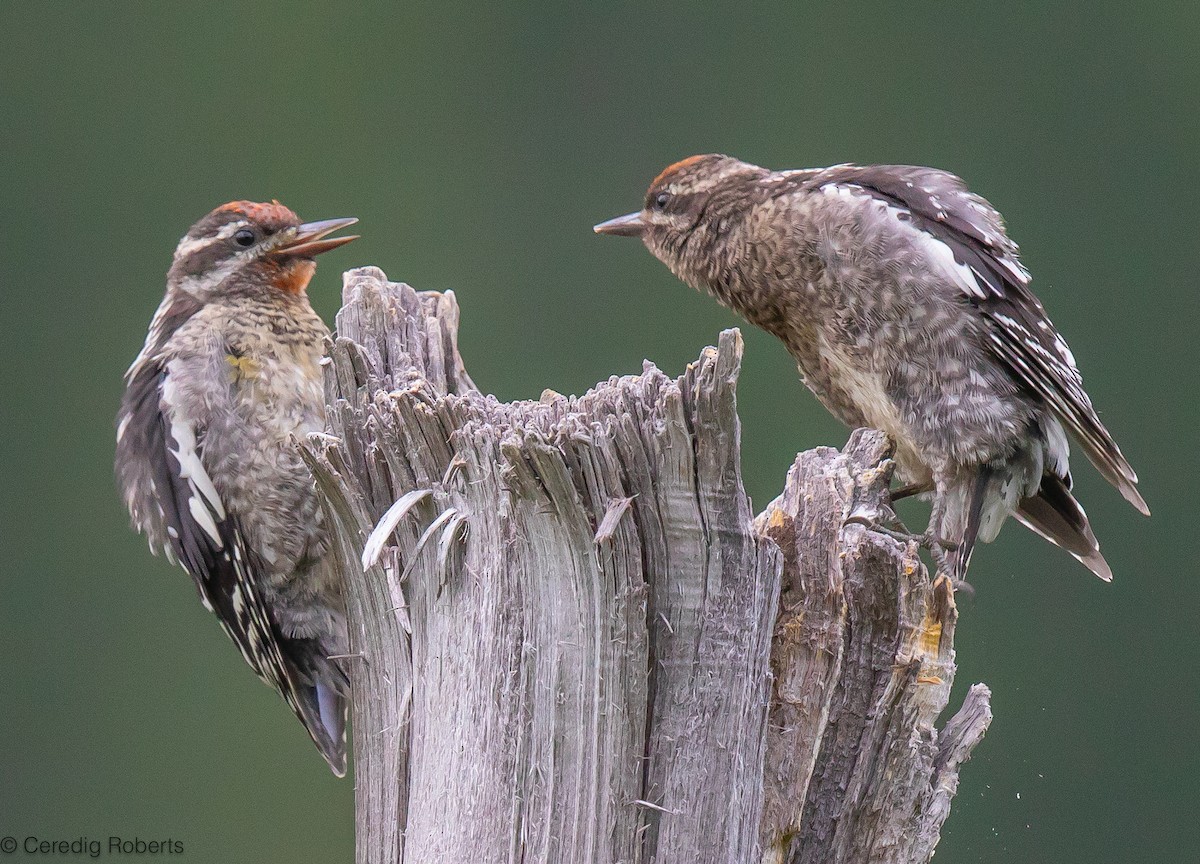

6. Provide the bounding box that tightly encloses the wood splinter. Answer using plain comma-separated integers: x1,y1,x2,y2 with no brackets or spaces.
305,266,992,864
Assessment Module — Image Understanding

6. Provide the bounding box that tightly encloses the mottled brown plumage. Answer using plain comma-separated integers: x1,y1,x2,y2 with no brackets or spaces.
597,155,1147,581
116,201,358,774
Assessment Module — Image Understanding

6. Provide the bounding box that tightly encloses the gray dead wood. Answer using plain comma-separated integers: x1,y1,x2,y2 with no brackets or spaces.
302,267,992,864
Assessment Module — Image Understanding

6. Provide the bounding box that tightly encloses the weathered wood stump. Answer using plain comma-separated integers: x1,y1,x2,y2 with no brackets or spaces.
302,267,991,864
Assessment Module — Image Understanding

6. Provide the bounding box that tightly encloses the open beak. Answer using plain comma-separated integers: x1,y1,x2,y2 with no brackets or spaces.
593,212,645,238
274,217,360,257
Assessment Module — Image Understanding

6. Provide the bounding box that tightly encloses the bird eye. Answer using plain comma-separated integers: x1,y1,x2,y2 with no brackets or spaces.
652,192,671,211
233,228,256,247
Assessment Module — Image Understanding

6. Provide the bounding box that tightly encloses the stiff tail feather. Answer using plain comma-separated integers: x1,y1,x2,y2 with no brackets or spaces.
1013,473,1112,581
948,468,992,582
308,682,347,777
285,641,349,777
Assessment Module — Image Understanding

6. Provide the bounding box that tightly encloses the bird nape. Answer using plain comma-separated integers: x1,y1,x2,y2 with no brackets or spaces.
596,154,1147,584
115,200,359,775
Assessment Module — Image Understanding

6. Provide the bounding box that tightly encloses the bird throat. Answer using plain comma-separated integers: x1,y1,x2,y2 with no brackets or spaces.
274,259,317,294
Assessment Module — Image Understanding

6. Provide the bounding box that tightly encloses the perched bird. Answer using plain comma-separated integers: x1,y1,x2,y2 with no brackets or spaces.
596,155,1147,581
115,201,359,774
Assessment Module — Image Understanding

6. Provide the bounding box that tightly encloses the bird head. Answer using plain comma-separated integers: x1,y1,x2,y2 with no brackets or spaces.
594,154,767,281
167,201,359,300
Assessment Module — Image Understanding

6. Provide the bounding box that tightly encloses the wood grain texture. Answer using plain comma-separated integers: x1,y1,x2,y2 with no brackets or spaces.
302,267,991,864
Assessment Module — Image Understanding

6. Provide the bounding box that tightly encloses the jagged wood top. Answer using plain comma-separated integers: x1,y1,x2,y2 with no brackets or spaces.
303,267,990,864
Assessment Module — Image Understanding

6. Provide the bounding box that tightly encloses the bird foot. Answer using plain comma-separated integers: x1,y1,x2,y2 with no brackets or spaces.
845,517,956,553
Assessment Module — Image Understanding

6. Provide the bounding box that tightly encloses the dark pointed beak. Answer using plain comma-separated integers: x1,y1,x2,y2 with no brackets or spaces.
593,212,645,238
274,217,360,258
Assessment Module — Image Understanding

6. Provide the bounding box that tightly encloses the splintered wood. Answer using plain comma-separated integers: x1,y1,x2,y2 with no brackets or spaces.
303,267,991,864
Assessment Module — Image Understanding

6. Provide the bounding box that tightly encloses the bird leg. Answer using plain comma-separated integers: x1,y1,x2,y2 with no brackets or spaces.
921,491,958,579
845,487,966,588
921,493,974,595
890,480,934,502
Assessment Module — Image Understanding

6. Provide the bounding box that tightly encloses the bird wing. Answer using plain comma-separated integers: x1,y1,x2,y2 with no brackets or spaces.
807,164,1147,515
116,303,346,774
118,348,291,684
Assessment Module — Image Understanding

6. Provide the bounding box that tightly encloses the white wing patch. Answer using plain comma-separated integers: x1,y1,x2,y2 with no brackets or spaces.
821,183,987,299
187,494,222,546
910,224,987,298
160,369,226,546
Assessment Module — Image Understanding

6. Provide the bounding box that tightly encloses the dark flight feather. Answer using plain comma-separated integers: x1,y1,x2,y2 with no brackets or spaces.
806,164,1147,517
115,314,346,776
1014,474,1113,581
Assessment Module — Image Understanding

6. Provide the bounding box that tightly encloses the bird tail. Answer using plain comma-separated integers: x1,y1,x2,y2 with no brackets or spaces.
945,463,1034,582
1012,473,1113,581
283,641,349,777
306,681,348,777
946,468,993,582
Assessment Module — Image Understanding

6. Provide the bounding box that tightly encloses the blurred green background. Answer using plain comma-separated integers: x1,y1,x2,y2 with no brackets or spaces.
2,2,1195,861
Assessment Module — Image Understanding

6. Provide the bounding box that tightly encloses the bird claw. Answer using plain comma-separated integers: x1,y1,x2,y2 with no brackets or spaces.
846,517,954,552
844,516,963,582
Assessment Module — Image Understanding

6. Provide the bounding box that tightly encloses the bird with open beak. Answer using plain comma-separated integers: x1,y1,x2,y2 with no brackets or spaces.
115,200,359,774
